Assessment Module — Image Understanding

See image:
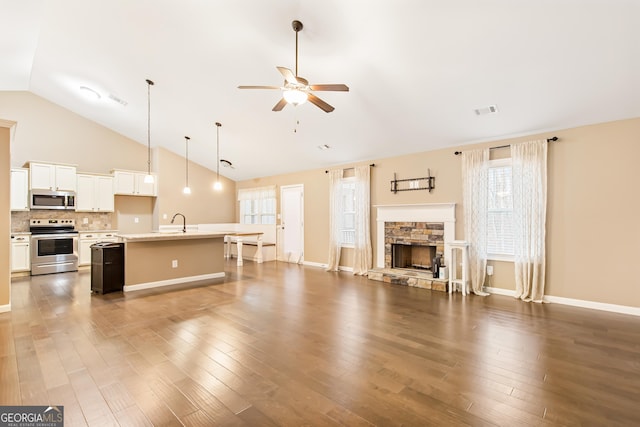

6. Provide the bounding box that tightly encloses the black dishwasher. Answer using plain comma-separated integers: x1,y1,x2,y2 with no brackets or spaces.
91,242,124,294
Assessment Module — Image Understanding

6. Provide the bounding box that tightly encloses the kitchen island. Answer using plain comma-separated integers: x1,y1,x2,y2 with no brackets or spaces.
117,231,227,292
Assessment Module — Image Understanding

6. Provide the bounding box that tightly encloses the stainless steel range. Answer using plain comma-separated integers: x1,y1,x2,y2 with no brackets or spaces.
30,218,79,275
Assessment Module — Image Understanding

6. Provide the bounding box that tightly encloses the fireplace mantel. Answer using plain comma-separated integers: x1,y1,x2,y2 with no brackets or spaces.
375,203,456,268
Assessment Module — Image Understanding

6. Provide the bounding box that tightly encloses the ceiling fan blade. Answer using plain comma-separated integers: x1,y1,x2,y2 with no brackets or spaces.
277,67,299,85
238,85,280,90
309,84,350,92
308,94,335,113
272,98,288,111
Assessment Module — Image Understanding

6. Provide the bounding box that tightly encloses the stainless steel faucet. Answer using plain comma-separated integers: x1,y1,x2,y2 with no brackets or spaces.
171,213,186,232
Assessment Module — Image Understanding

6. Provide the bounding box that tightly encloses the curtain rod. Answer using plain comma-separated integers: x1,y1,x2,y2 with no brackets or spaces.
454,136,558,155
325,163,375,173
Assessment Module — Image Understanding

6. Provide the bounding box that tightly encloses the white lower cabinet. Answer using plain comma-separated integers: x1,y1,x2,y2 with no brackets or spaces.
11,235,31,272
79,232,118,266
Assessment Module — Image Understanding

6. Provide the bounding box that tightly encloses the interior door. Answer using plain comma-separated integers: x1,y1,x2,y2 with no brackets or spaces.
280,184,304,263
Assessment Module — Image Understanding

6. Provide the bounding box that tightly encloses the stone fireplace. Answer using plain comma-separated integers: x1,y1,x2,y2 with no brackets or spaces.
369,203,456,291
385,222,444,272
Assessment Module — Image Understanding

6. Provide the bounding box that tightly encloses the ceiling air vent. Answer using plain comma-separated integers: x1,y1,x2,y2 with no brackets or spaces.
108,93,128,106
474,104,499,116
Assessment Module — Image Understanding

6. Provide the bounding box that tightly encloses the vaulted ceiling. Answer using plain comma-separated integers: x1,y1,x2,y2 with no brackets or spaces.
2,0,639,180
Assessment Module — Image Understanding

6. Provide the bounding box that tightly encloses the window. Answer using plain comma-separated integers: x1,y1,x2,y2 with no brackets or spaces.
238,186,276,224
487,158,514,259
340,178,356,246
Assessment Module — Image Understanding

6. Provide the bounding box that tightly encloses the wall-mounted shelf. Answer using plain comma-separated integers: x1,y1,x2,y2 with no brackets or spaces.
390,170,435,193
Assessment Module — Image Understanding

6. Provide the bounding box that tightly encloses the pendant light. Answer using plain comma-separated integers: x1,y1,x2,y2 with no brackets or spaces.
183,136,191,194
214,122,222,191
143,79,155,184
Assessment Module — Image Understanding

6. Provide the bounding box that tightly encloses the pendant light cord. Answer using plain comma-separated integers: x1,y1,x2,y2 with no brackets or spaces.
215,122,222,182
184,136,190,188
146,79,154,176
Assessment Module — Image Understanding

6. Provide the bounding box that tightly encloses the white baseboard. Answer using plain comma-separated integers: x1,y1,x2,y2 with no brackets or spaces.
484,286,516,297
0,303,11,313
485,286,640,317
123,272,225,292
299,260,357,272
301,260,327,269
543,294,640,317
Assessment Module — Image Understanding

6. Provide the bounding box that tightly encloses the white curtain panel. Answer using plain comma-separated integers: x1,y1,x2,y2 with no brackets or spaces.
511,140,548,302
462,148,490,295
352,165,372,275
326,169,344,271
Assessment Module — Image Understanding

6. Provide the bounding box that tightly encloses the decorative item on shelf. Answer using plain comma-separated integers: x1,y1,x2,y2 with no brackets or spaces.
143,79,155,184
213,122,222,191
183,136,191,194
390,169,435,193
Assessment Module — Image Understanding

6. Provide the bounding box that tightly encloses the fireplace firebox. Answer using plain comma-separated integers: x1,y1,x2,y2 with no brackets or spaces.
392,243,437,271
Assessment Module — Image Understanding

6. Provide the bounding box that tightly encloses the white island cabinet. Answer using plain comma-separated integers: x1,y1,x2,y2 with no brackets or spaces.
77,174,114,212
112,170,157,196
79,231,118,266
29,162,77,191
117,231,226,292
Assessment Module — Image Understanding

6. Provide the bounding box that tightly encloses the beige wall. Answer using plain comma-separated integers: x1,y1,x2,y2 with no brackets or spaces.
2,89,639,308
237,168,330,262
1,92,148,173
238,117,640,308
155,148,235,226
1,125,10,307
0,92,237,234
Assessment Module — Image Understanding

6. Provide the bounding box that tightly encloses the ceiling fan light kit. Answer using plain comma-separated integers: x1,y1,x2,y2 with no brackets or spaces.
239,20,349,113
283,89,308,106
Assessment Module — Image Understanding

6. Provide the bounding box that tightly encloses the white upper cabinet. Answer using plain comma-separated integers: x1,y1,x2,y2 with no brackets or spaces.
29,162,77,191
112,170,157,196
76,174,115,212
10,168,29,211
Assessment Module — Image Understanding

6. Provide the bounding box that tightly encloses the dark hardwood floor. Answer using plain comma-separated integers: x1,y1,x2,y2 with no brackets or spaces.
2,260,639,426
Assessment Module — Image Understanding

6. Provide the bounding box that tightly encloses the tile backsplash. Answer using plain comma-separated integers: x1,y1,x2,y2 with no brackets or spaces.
11,211,115,232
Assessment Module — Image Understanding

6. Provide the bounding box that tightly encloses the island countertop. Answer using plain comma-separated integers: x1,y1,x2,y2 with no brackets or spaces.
116,231,227,243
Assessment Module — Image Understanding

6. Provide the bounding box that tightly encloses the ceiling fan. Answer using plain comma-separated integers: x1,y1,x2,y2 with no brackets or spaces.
238,20,349,113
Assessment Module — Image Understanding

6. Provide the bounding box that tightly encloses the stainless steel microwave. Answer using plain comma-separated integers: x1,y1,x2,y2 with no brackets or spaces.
29,190,76,210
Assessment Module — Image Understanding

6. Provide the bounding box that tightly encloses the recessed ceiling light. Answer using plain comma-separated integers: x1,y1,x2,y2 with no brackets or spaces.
318,144,331,150
474,104,499,115
79,85,101,100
